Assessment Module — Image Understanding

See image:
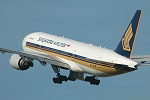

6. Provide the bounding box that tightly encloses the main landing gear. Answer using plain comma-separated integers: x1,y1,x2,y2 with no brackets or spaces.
51,64,100,85
53,73,68,84
85,76,100,85
52,65,68,84
53,73,100,85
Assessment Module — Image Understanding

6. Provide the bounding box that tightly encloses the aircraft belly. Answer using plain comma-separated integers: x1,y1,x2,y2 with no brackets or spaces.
76,62,133,77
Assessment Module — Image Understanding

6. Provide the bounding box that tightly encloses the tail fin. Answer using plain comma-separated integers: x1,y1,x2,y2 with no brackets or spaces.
115,10,142,58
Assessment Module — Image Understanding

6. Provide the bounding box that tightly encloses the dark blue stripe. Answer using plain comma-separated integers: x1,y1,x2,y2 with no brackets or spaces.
26,42,135,71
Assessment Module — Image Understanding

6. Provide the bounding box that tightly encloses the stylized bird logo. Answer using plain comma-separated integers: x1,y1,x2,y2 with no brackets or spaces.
122,23,133,51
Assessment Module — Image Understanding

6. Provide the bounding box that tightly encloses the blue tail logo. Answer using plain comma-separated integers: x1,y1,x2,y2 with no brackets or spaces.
115,10,142,58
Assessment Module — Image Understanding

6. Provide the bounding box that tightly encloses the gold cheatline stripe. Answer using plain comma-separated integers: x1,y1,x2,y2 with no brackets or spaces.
26,43,114,67
26,43,131,75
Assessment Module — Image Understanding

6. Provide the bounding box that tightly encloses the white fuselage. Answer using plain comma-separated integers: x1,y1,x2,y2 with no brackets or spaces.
22,32,137,77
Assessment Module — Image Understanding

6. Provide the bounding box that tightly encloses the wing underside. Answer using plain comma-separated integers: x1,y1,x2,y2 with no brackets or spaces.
0,48,70,68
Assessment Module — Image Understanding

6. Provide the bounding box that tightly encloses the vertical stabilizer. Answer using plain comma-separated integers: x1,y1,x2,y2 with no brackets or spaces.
115,10,142,58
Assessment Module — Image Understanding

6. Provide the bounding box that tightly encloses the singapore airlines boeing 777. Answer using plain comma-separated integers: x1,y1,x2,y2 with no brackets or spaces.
0,10,149,85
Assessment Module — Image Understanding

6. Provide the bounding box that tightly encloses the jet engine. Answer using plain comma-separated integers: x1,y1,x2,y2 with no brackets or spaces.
9,54,33,70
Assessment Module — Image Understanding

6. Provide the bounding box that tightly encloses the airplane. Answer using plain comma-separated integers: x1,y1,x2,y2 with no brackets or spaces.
0,10,149,85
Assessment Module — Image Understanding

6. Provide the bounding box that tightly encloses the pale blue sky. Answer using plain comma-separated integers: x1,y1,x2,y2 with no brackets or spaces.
0,0,150,100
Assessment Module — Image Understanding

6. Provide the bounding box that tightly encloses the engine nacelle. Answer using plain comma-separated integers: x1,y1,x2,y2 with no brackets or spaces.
9,54,33,70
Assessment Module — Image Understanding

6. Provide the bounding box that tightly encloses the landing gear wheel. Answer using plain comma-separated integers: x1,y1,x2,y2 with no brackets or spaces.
60,76,68,82
53,73,68,84
95,80,100,85
53,78,62,84
85,76,100,85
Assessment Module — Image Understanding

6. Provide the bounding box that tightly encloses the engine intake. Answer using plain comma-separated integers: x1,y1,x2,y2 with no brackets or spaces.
10,54,33,70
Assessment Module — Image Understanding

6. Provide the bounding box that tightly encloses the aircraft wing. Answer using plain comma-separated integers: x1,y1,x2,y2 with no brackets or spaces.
131,55,150,66
0,48,70,68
